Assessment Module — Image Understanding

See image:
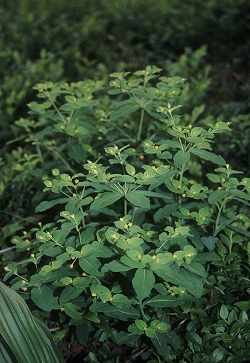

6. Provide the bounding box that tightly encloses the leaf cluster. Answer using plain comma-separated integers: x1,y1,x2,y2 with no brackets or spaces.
2,68,250,362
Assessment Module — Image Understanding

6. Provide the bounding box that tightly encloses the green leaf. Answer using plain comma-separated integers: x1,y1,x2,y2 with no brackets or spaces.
126,191,150,208
194,252,221,263
90,303,140,321
120,255,144,268
154,202,179,222
79,257,103,276
151,332,170,359
68,145,87,163
35,198,69,212
63,302,82,320
90,192,122,210
189,226,204,250
145,327,156,338
173,150,190,168
185,332,202,346
31,285,53,311
132,269,155,301
230,188,250,201
212,346,224,362
135,319,147,330
190,104,205,123
145,295,187,308
0,282,65,363
201,236,218,251
228,225,250,237
234,301,250,310
208,190,227,204
191,148,226,165
206,173,220,183
164,330,181,349
230,321,245,335
76,323,89,346
111,103,140,120
60,103,78,111
111,331,138,345
59,286,83,305
125,163,136,176
181,262,207,277
156,265,203,297
102,260,131,273
0,334,18,363
111,294,131,307
220,304,229,320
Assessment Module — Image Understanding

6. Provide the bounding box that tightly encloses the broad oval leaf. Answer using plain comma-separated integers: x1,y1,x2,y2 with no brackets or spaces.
79,257,103,276
63,302,82,320
132,269,155,301
173,150,190,168
31,285,53,311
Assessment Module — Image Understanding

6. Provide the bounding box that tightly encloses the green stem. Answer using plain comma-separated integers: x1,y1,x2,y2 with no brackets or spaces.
80,207,86,229
137,108,145,142
155,237,170,254
49,96,67,125
213,196,228,237
113,123,134,141
76,225,82,245
179,163,186,188
35,144,44,163
124,198,127,216
44,143,75,173
139,300,148,321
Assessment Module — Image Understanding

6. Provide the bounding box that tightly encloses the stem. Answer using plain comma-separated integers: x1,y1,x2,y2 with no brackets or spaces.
0,246,16,254
113,123,134,141
124,198,127,216
35,144,44,163
155,237,171,254
139,300,148,321
179,163,186,188
76,226,82,245
213,195,228,237
80,207,86,229
44,143,75,173
137,108,145,142
49,96,67,125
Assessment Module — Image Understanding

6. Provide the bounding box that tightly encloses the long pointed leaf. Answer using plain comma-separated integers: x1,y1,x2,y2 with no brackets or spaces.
0,282,65,363
90,192,122,210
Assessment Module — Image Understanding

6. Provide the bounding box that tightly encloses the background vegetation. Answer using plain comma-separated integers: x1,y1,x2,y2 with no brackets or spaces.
0,0,250,362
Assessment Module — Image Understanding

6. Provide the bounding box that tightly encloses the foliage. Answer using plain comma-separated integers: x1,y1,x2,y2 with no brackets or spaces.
0,281,65,363
2,67,250,362
1,0,250,244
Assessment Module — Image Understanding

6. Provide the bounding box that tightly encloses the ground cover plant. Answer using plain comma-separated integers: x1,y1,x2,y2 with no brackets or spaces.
2,67,250,362
1,0,250,259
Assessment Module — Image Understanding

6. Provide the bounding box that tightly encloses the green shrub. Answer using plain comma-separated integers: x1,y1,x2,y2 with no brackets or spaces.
3,67,250,362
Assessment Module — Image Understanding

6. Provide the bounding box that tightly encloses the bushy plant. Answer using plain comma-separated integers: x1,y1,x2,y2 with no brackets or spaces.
3,67,250,362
